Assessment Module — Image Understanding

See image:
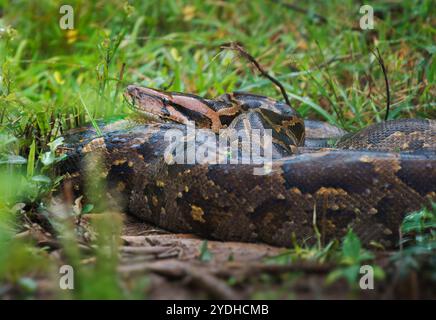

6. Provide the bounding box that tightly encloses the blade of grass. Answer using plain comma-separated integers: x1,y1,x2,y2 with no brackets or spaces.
26,140,36,177
78,92,103,137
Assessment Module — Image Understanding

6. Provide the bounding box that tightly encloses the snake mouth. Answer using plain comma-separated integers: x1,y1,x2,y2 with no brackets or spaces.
124,85,171,123
123,89,136,106
125,85,209,127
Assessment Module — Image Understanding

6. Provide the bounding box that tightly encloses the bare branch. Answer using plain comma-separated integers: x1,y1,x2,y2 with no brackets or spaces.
221,42,292,107
371,47,391,121
272,0,328,24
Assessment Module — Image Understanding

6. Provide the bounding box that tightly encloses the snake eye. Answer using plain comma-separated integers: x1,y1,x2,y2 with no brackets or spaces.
161,97,170,104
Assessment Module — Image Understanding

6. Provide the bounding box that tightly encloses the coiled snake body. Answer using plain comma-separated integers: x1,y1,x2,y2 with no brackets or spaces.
61,86,436,248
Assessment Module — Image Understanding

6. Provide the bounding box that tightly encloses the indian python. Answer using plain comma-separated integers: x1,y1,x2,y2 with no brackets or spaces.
60,85,436,248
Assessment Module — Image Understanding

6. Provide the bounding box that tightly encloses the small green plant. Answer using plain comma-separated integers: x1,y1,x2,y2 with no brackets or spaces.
199,240,213,262
0,0,434,299
26,137,66,203
391,204,436,279
400,203,435,247
266,233,339,266
0,169,49,299
326,230,384,288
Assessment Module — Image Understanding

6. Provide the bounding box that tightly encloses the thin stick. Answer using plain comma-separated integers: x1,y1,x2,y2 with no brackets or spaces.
161,76,175,91
78,92,103,136
371,48,391,121
221,42,292,107
272,0,328,24
113,62,126,104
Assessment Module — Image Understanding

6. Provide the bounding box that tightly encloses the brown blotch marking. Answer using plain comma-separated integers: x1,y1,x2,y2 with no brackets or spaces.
262,212,275,225
246,205,255,213
368,208,378,215
290,187,302,195
383,228,393,235
151,196,159,207
392,131,405,138
253,185,263,192
191,205,206,223
316,187,348,197
359,155,372,163
326,219,337,231
82,137,106,153
315,187,349,212
375,158,401,174
112,159,127,166
360,155,401,174
116,181,126,192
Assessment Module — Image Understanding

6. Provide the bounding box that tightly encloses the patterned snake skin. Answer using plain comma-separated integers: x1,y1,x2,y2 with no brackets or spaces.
60,87,436,248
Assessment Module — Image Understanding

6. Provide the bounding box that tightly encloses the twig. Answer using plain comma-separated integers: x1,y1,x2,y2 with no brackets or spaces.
272,0,328,24
118,260,240,299
317,53,362,69
221,42,292,107
121,246,171,254
119,259,332,279
186,267,240,299
161,76,175,91
371,47,391,121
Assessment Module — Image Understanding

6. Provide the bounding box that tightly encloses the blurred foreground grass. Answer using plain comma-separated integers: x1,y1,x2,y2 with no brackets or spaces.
0,0,434,299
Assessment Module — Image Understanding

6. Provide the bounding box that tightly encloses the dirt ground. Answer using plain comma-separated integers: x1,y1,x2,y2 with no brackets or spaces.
118,216,433,299
4,211,433,300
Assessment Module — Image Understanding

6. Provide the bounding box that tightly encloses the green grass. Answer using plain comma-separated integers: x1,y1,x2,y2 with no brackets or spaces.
0,0,434,299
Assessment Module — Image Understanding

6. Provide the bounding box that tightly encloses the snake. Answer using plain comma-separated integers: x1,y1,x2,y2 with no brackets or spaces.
60,85,436,248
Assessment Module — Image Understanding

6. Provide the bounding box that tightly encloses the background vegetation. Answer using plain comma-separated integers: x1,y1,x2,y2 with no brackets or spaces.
0,0,434,299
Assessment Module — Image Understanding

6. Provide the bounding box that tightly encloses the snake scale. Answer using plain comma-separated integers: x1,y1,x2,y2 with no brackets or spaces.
60,86,436,248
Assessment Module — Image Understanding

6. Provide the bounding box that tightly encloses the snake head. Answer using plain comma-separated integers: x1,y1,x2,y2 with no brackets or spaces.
125,85,222,130
125,86,305,152
125,85,174,122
